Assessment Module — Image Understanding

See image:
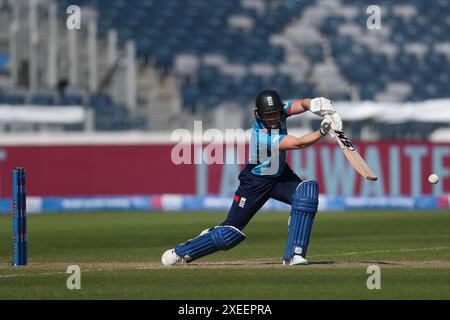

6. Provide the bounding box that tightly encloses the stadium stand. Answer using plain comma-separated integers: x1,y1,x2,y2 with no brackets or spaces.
0,0,449,137
58,0,449,101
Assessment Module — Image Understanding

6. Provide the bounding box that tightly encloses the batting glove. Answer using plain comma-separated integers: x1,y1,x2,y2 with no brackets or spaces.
319,117,332,136
328,113,343,131
310,97,336,117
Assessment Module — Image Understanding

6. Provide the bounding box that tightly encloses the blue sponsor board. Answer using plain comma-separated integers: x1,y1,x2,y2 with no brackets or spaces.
324,196,449,211
0,196,151,214
341,196,416,210
0,199,9,213
180,196,290,211
45,196,151,212
0,195,448,214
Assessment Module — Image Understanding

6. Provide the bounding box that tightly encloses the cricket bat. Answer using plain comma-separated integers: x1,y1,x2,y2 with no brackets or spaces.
330,129,378,181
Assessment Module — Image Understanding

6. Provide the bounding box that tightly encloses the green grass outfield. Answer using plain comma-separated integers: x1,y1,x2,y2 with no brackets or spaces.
0,210,449,299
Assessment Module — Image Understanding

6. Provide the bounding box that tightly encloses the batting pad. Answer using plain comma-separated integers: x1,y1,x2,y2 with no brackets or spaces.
175,225,246,262
283,180,319,263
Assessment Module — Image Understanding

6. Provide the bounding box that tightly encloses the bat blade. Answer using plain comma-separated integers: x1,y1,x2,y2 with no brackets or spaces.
331,130,378,181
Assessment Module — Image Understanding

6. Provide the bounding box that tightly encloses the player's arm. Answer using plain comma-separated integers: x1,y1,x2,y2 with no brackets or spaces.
279,117,332,151
286,97,338,118
285,99,311,117
279,132,322,150
286,97,344,133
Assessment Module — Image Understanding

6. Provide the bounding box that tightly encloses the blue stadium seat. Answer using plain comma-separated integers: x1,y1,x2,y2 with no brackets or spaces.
321,16,345,35
196,66,217,88
94,105,130,131
361,82,380,101
297,83,315,98
304,45,324,63
31,95,56,106
201,95,221,110
60,95,84,106
0,95,26,105
65,123,84,131
126,117,148,130
89,95,112,108
182,85,201,112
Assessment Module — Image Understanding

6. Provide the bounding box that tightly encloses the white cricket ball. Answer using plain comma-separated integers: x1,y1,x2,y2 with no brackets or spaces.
428,173,439,184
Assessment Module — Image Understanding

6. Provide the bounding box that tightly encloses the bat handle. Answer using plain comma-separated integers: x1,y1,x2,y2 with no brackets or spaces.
328,128,336,139
324,115,336,138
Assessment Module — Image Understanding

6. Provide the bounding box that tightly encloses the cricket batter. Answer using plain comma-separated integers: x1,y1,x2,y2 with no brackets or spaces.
162,90,342,266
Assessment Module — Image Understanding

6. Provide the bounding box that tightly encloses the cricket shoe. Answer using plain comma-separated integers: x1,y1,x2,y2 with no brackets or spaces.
283,255,309,266
161,248,183,266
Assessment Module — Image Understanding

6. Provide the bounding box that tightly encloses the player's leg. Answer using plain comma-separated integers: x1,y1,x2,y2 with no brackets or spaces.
269,164,302,205
161,224,247,265
221,189,271,230
283,180,319,265
162,193,270,266
221,162,276,230
270,164,319,265
162,166,273,266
